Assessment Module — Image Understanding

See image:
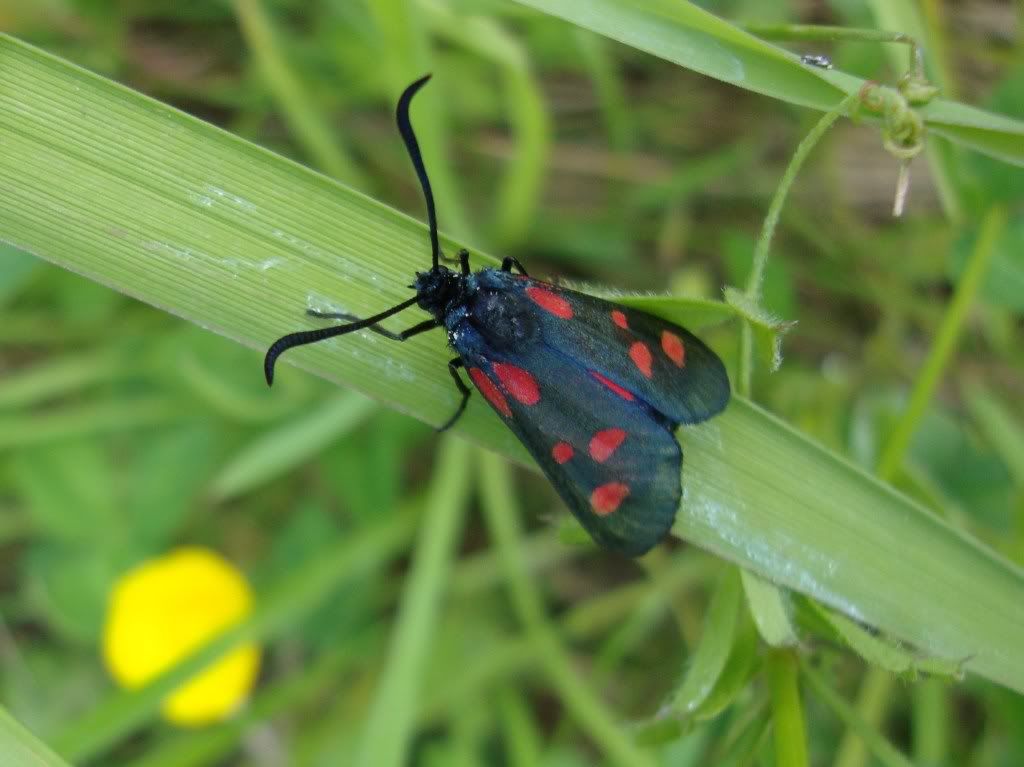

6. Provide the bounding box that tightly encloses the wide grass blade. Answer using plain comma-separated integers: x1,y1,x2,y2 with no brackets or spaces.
1,35,1022,698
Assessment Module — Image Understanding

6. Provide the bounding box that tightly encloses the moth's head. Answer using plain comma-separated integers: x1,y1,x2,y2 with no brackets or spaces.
412,265,462,318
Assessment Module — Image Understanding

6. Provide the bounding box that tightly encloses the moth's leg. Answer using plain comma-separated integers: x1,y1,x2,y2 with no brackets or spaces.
306,311,438,342
437,357,471,432
500,257,529,276
438,248,472,274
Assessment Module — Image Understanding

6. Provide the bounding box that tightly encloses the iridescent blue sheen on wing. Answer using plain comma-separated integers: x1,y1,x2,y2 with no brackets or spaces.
448,268,730,556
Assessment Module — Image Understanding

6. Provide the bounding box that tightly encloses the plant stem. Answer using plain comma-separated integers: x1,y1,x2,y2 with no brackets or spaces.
876,206,1006,479
232,0,368,188
738,93,859,395
805,666,915,767
355,436,471,767
767,651,809,767
478,451,656,767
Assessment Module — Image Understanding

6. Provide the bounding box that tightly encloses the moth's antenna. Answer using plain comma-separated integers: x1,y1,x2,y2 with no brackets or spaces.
396,74,440,269
264,295,419,385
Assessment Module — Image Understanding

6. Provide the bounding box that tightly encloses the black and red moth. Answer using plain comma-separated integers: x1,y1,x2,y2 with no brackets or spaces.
264,76,730,556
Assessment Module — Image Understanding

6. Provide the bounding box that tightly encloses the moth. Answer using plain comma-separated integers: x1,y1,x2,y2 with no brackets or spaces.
265,76,730,555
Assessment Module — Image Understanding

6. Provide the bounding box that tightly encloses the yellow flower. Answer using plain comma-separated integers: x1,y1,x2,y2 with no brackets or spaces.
102,546,261,726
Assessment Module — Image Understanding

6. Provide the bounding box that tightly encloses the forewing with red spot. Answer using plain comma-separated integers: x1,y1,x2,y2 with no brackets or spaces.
508,276,730,425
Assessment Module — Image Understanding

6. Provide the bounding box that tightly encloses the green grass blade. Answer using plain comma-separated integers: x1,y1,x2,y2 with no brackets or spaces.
0,706,72,767
966,385,1024,486
232,0,368,187
355,437,471,767
767,651,809,767
508,0,1024,166
679,400,1024,692
208,391,377,501
129,636,371,767
668,569,741,716
479,452,657,767
365,0,474,242
802,666,915,767
741,571,797,648
420,0,551,250
1,35,1022,699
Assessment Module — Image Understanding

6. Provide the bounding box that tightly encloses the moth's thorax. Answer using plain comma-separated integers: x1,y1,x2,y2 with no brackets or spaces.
440,268,539,353
467,287,539,351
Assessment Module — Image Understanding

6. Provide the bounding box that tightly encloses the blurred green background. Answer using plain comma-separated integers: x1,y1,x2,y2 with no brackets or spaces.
1,0,1022,765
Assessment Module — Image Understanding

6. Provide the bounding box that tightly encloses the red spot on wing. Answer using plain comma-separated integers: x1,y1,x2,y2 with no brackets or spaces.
492,362,540,405
526,286,573,319
591,482,630,516
590,371,635,401
469,367,511,417
629,341,653,378
552,442,574,464
661,330,686,367
589,428,626,463
611,310,629,329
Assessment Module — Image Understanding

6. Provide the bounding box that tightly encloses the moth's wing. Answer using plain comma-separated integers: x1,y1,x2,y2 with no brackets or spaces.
461,345,681,556
508,275,731,425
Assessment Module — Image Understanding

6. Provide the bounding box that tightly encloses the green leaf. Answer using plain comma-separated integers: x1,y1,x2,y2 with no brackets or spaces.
668,568,742,716
723,287,794,372
810,602,963,680
507,0,1024,166
208,391,377,502
949,214,1024,312
693,616,760,720
741,570,797,648
678,400,1024,693
23,543,115,643
966,385,1024,487
356,437,472,767
802,666,916,767
766,651,808,767
1,35,1022,699
0,706,72,767
9,442,117,544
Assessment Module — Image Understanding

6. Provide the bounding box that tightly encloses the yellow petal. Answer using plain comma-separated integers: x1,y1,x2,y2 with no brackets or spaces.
102,546,260,726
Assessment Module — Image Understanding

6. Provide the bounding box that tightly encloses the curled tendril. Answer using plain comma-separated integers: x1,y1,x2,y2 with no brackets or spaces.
856,81,928,161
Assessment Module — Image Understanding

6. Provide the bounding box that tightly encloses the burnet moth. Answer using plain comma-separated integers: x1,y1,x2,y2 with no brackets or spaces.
264,75,731,556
